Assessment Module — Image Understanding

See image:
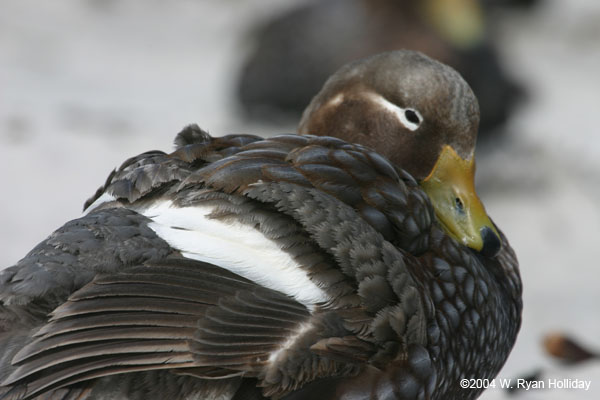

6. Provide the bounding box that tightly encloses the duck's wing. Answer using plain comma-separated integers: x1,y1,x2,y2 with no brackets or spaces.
1,257,356,400
0,195,382,399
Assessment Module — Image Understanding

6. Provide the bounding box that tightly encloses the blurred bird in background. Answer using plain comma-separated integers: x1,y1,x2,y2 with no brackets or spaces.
237,0,532,139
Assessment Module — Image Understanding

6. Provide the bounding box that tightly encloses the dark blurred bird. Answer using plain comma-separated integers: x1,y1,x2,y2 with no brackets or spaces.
0,51,521,400
238,0,524,138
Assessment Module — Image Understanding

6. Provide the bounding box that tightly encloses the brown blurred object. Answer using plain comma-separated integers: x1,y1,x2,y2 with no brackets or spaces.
506,333,596,395
544,332,597,364
237,0,526,138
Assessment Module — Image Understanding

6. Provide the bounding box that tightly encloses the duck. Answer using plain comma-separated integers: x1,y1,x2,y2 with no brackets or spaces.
0,50,521,400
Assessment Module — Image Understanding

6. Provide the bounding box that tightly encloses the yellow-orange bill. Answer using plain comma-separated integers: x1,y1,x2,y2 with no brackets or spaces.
420,145,501,256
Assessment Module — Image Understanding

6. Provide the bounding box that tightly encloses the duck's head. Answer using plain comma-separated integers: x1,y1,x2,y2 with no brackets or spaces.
299,50,501,257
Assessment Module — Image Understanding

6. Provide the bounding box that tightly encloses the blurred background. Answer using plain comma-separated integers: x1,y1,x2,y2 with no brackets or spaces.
1,0,599,398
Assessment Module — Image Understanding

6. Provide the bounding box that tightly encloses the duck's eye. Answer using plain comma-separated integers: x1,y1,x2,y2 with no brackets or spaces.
398,107,422,131
405,109,420,124
455,197,465,213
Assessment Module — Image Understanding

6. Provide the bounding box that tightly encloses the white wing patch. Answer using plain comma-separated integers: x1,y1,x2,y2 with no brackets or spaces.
140,200,329,309
367,92,422,131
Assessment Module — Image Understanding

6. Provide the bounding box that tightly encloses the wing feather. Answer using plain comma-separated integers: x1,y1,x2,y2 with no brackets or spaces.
2,259,312,400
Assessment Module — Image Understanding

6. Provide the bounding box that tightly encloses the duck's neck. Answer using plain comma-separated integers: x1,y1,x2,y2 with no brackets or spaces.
422,230,522,399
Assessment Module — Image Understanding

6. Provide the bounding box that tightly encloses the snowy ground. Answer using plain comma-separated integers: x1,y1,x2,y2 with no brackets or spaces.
1,0,600,398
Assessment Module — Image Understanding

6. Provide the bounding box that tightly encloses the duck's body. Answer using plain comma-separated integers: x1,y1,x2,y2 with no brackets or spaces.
0,51,521,400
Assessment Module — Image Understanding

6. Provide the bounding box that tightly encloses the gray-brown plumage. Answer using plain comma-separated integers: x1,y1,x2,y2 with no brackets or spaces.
0,50,521,400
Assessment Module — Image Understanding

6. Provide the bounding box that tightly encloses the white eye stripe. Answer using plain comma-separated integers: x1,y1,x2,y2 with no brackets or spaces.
366,93,422,131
